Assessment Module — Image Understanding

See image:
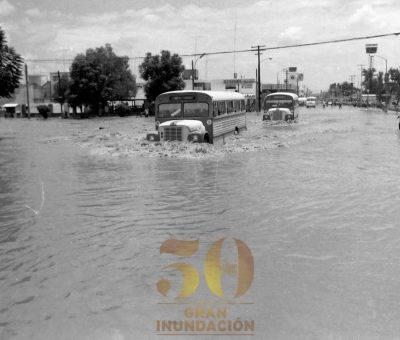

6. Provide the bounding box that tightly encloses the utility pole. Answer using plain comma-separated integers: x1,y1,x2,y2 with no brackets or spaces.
191,60,195,90
285,69,288,91
24,64,30,119
251,45,266,112
349,75,356,102
191,53,205,90
58,71,62,114
358,64,366,104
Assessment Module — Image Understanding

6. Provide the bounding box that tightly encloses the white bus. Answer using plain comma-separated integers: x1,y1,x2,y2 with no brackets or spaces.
147,90,246,143
262,92,299,122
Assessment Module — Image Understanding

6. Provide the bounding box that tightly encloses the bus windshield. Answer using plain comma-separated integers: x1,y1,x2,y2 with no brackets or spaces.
158,103,182,118
158,102,209,118
265,95,294,109
183,102,209,117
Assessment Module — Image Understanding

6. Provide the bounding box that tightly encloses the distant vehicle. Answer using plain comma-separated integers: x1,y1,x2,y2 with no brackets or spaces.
262,92,299,122
305,96,317,108
298,97,307,106
109,98,148,116
361,94,377,107
2,103,22,118
146,90,246,143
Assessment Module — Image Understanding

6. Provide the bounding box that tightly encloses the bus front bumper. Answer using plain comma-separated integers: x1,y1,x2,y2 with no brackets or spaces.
146,131,206,143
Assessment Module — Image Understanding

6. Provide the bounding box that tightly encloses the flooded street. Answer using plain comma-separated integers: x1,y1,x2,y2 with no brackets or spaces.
1,106,400,339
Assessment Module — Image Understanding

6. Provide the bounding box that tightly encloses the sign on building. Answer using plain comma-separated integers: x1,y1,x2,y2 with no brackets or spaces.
224,79,239,90
241,79,255,89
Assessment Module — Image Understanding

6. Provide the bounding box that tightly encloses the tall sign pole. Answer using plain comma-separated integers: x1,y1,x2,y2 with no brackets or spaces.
24,64,31,119
365,44,378,107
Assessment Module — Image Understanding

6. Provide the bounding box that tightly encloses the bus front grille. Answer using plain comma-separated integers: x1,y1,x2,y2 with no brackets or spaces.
164,126,183,141
272,110,284,121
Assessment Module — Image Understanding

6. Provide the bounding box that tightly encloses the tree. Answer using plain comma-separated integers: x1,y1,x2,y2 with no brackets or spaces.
328,83,342,98
387,68,400,102
0,27,23,98
375,71,384,101
68,44,136,115
362,67,377,94
340,81,353,96
139,50,185,103
53,72,69,112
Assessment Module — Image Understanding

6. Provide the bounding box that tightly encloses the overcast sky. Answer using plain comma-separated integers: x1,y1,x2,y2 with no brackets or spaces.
1,0,400,91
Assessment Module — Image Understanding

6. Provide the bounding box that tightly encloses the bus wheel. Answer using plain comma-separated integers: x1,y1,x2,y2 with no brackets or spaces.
203,134,210,143
234,127,240,135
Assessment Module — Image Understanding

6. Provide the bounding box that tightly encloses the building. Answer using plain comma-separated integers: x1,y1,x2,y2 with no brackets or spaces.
262,83,298,94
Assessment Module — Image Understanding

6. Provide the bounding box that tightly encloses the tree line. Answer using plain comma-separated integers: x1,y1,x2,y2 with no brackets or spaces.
0,26,186,118
327,67,400,104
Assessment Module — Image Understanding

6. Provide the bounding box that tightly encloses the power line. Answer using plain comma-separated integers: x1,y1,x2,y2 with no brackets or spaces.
25,31,400,63
180,31,400,57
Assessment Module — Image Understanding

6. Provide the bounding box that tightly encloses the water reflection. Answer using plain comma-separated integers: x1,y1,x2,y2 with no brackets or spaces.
0,138,34,244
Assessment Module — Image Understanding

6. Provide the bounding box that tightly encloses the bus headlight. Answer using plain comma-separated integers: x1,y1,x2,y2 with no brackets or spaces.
146,132,160,141
189,134,200,142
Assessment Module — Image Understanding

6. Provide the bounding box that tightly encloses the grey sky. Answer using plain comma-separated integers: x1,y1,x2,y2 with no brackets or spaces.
1,0,400,91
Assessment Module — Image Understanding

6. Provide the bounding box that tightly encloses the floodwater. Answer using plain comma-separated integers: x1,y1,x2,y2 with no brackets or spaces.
1,107,400,340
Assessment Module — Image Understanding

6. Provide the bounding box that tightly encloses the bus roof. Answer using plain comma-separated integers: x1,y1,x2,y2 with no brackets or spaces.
265,92,299,100
159,90,245,101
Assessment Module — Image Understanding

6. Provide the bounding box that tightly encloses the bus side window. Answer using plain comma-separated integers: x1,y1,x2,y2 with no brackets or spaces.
218,101,226,115
234,100,240,112
227,101,234,114
213,102,219,117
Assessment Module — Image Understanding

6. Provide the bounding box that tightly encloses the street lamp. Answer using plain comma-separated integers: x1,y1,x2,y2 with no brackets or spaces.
372,54,388,76
261,57,272,63
372,54,387,83
191,53,205,90
373,54,389,107
259,56,272,96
